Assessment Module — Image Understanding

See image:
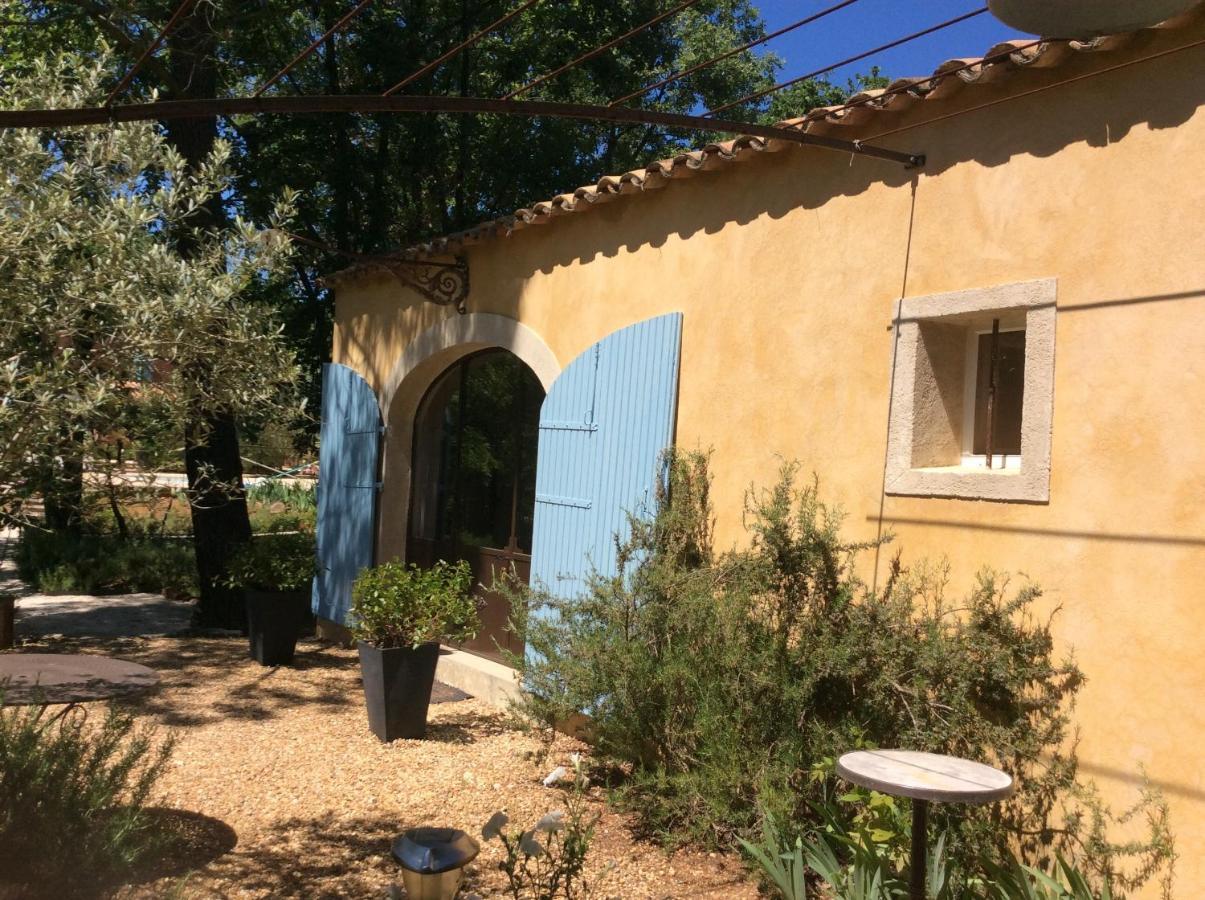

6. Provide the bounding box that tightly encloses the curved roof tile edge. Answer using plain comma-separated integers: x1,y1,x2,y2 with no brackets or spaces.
326,7,1202,286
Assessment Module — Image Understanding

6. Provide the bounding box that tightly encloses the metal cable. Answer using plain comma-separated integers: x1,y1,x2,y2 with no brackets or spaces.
609,0,862,107
504,0,706,99
706,6,989,117
253,0,375,98
383,0,543,96
826,38,1043,118
103,0,197,107
861,33,1205,141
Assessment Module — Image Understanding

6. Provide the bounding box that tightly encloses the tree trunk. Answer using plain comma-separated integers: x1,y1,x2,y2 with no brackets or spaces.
165,2,253,629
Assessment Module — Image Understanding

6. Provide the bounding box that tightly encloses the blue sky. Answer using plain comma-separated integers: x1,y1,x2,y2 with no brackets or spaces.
751,1,1037,87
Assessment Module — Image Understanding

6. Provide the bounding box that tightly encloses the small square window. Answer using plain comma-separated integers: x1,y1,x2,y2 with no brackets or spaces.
885,279,1056,503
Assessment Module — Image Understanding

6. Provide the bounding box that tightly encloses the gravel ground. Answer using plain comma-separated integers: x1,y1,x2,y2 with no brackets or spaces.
14,633,760,900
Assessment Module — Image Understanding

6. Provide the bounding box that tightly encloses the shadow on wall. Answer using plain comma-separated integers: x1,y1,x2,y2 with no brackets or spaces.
332,21,1205,367
421,23,1205,287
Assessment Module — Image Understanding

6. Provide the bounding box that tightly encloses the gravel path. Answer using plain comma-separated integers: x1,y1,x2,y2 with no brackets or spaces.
14,632,760,899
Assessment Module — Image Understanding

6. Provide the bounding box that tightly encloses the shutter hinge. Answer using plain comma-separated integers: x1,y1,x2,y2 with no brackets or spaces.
535,493,592,510
538,421,599,433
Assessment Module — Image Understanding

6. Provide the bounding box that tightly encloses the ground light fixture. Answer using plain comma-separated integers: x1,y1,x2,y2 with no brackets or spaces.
392,827,481,899
988,0,1201,37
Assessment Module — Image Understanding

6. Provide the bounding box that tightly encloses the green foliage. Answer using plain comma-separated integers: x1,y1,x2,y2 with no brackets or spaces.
0,700,174,895
247,479,317,512
0,48,299,530
16,528,198,599
743,801,1141,899
510,452,1173,896
221,532,316,592
350,559,477,649
482,756,604,900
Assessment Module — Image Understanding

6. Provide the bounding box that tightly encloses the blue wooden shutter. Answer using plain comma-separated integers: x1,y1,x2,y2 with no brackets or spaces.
312,362,381,625
529,313,683,601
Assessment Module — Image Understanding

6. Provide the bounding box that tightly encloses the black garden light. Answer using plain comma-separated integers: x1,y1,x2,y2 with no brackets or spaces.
392,827,480,900
988,0,1200,37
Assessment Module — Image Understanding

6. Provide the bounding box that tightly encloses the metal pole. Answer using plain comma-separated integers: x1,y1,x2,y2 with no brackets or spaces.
910,798,928,900
985,317,1000,468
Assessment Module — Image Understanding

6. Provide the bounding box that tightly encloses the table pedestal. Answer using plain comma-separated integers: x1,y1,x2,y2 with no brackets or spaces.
910,798,927,900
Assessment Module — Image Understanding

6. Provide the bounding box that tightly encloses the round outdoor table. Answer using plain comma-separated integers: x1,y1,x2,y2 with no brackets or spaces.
0,653,159,723
837,750,1013,900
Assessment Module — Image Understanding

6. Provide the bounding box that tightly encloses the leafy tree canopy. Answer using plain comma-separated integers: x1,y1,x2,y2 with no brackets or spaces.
2,0,886,415
0,51,298,528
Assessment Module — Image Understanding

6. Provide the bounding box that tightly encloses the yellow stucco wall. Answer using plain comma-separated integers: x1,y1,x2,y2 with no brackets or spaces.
333,23,1205,893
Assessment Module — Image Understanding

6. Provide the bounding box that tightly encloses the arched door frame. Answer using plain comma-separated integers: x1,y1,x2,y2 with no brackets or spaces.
378,313,560,563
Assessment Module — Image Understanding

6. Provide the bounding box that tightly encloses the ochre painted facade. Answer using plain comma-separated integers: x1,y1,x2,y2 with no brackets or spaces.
331,20,1205,893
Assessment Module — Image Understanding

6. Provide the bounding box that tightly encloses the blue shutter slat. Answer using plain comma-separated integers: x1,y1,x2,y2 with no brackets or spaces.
529,313,683,603
313,362,381,625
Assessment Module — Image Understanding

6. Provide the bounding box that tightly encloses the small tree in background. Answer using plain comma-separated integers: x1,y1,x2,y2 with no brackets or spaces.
0,52,299,624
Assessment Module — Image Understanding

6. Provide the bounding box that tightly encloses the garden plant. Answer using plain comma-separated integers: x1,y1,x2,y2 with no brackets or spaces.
350,559,477,740
506,452,1175,898
0,699,174,896
481,754,607,900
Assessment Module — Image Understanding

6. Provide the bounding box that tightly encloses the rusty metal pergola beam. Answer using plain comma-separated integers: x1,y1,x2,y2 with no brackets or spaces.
0,94,925,167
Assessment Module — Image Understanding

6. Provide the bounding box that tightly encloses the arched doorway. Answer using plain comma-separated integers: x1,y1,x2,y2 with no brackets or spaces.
407,349,544,661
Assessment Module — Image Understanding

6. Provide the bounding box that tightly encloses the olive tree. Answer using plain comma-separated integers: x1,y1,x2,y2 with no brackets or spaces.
0,53,299,621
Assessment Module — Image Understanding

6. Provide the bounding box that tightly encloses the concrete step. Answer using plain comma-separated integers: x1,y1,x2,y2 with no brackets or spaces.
436,647,521,710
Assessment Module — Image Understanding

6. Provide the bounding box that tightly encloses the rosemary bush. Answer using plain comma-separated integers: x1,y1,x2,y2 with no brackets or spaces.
0,700,174,895
508,452,1174,893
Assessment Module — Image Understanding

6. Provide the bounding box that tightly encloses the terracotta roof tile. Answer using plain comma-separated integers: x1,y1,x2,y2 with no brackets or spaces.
326,8,1202,284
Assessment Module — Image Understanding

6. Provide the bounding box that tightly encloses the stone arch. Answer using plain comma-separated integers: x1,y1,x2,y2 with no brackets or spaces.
377,313,559,562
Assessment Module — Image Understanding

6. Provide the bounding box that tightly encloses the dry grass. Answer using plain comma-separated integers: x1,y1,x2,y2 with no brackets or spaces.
17,633,760,899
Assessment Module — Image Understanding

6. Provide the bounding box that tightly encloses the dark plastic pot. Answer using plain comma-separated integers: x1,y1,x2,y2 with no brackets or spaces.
0,595,14,650
358,640,440,742
245,588,309,666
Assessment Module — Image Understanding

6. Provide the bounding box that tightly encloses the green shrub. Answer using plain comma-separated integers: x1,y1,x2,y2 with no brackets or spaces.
221,532,316,592
741,800,1146,899
482,756,603,899
350,558,477,649
508,452,1173,894
16,528,198,598
246,478,316,512
0,700,174,895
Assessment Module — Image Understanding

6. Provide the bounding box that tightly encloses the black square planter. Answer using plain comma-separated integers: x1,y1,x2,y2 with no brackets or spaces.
358,641,440,741
245,588,310,666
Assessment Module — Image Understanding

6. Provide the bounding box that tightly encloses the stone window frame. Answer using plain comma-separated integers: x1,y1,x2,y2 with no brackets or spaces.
885,278,1056,503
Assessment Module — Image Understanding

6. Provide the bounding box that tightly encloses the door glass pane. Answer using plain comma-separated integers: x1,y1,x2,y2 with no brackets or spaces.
972,329,1025,456
410,350,544,553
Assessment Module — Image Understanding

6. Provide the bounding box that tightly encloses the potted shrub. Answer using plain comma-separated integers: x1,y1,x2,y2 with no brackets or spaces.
350,559,476,741
223,532,316,666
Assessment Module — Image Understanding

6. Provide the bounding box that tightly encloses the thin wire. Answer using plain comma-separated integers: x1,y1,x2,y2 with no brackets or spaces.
861,33,1205,141
103,0,197,107
827,38,1043,118
706,6,990,117
383,0,543,96
609,0,861,107
253,0,375,98
504,0,705,100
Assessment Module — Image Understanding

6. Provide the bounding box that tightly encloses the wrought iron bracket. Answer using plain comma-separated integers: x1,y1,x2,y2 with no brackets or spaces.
380,255,470,313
